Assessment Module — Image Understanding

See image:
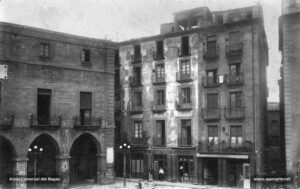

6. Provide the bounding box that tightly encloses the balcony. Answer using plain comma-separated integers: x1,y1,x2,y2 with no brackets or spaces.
198,140,252,154
153,52,164,61
129,76,142,88
152,102,166,113
201,108,221,121
224,108,245,120
73,116,102,130
131,54,142,63
203,47,219,60
0,113,14,130
225,73,243,86
225,43,243,57
176,72,192,83
30,114,62,129
176,100,193,111
153,137,166,147
130,102,143,114
202,76,220,88
151,74,166,85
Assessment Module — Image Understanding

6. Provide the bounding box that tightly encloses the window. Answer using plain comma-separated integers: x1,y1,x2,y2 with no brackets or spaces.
246,11,253,19
230,92,242,109
155,120,165,146
229,64,241,76
190,17,198,28
155,89,165,106
81,49,91,63
133,66,142,85
180,87,191,104
155,64,165,79
272,120,278,130
207,36,217,51
37,89,51,125
207,93,218,109
207,70,217,85
216,15,223,24
180,119,192,146
80,92,92,125
227,13,241,23
230,126,242,146
269,136,279,146
134,91,142,107
156,41,164,59
181,36,190,56
134,44,141,62
131,154,144,176
229,31,242,43
208,126,218,146
134,121,143,138
180,60,191,76
39,43,50,58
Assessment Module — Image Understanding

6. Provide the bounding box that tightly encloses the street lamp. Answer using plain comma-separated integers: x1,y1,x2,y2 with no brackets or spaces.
119,142,130,187
28,145,43,188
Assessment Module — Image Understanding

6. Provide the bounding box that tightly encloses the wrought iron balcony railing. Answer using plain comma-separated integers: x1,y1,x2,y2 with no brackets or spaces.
30,114,62,129
176,100,193,111
198,140,252,153
152,102,166,113
202,76,220,88
153,137,166,147
203,47,219,60
131,54,142,63
131,137,148,146
224,107,245,120
201,108,221,121
225,43,243,57
176,72,192,82
73,116,102,130
153,51,164,61
151,74,166,85
225,73,243,86
129,102,143,114
0,113,14,129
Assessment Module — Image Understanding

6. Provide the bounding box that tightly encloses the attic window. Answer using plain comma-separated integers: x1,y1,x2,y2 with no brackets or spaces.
190,17,198,29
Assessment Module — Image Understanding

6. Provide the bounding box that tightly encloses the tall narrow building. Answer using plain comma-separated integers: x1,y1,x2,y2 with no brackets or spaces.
279,0,300,188
116,5,268,188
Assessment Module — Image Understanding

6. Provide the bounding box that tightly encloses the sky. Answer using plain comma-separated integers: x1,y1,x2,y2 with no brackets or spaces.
0,0,282,102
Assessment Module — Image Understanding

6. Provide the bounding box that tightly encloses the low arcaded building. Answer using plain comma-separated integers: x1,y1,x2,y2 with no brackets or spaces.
0,22,115,188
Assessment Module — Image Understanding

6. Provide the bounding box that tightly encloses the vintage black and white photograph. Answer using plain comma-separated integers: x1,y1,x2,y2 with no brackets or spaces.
0,0,298,188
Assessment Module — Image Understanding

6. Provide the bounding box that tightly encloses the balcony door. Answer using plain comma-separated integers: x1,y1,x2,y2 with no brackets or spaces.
37,89,51,125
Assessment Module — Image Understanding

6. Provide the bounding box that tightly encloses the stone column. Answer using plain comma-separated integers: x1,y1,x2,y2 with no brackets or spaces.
171,154,177,182
13,156,28,189
96,153,106,184
55,155,70,189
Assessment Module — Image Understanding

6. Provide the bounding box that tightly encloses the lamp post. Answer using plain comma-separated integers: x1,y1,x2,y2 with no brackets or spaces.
28,145,43,188
119,142,130,187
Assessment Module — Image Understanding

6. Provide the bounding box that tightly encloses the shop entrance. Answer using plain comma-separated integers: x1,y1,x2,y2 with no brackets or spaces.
178,156,194,182
203,158,218,185
228,160,250,188
153,155,167,180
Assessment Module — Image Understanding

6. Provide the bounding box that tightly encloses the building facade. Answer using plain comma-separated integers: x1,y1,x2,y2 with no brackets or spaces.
116,5,268,188
279,0,300,188
0,22,115,189
265,102,285,175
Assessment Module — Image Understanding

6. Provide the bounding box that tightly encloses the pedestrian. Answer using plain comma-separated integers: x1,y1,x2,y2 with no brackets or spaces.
179,165,184,182
138,179,142,189
158,167,164,181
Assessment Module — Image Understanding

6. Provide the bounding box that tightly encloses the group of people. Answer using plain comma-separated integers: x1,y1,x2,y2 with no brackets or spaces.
146,165,185,182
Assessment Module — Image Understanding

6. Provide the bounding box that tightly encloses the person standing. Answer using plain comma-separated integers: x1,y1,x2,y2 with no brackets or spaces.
158,167,164,181
179,165,184,182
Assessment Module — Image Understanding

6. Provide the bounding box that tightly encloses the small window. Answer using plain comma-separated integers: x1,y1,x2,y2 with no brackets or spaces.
39,43,50,58
180,119,192,146
230,126,242,146
180,60,191,75
181,36,190,56
134,121,143,138
81,49,91,63
180,87,191,104
230,92,242,109
207,93,218,109
80,92,92,125
208,126,219,146
155,89,165,106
